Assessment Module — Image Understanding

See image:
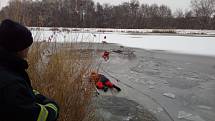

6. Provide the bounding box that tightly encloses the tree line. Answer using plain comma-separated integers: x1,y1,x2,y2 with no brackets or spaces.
0,0,215,29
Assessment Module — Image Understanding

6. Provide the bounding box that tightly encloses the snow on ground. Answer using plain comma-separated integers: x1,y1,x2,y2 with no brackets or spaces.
30,27,215,35
31,27,215,57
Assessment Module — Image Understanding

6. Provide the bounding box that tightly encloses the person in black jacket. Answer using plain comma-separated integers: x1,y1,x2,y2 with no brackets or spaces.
0,19,59,121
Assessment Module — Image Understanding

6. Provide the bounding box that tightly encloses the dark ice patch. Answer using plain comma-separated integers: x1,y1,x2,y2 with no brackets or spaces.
95,96,158,121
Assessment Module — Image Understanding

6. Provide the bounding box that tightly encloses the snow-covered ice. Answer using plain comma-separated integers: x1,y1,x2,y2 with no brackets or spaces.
31,28,215,57
163,93,176,99
177,111,205,121
197,105,212,110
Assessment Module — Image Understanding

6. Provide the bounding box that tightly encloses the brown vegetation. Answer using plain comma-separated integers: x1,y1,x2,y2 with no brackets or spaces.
151,29,176,33
27,34,96,121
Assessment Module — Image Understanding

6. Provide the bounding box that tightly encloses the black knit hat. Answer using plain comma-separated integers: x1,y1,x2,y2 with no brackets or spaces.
0,19,33,52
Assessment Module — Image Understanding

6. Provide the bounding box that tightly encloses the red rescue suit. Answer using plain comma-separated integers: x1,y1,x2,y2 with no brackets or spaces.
102,51,110,61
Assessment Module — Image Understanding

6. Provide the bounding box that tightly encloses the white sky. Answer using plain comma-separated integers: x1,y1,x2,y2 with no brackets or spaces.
0,0,9,8
0,0,192,11
93,0,192,11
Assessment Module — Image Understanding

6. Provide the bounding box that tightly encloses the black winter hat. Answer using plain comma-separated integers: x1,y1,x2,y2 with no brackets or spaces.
0,19,33,52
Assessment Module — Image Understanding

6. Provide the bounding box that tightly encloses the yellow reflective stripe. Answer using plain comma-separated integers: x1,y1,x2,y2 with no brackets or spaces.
45,103,58,117
37,104,49,121
33,90,40,95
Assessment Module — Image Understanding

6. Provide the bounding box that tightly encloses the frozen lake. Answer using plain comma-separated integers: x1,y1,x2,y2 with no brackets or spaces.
32,30,215,57
31,28,215,121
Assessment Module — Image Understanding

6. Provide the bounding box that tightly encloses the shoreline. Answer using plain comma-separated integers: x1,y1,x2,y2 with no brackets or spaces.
122,32,215,37
29,27,215,37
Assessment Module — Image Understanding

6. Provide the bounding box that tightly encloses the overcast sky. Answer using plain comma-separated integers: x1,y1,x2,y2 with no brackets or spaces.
0,0,9,8
1,0,192,11
94,0,192,11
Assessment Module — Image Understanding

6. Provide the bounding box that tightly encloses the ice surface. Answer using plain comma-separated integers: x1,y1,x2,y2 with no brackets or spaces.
197,105,212,110
178,111,205,121
163,93,176,99
178,111,192,119
149,85,155,89
31,28,215,57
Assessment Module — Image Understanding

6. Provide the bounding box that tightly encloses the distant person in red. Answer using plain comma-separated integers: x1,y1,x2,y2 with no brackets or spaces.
102,50,110,61
90,72,121,92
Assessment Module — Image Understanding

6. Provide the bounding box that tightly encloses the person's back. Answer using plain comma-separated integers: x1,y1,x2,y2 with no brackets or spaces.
0,48,37,120
0,19,59,121
100,74,109,83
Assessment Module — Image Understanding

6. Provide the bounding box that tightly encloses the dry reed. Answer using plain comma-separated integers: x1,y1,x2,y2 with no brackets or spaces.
27,33,96,121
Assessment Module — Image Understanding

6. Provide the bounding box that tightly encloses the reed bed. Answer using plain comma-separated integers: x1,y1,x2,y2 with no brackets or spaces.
27,32,96,121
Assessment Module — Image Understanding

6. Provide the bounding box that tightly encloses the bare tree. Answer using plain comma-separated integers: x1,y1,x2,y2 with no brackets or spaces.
174,9,184,18
1,0,215,29
191,0,215,17
191,0,215,29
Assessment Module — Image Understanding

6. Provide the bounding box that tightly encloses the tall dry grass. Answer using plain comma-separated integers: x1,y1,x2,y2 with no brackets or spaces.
27,35,96,121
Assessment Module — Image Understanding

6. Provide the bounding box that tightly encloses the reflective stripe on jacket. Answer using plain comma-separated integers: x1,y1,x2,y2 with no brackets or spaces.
0,48,58,121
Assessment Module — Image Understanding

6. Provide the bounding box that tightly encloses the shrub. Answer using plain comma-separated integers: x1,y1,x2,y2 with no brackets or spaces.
152,29,176,33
